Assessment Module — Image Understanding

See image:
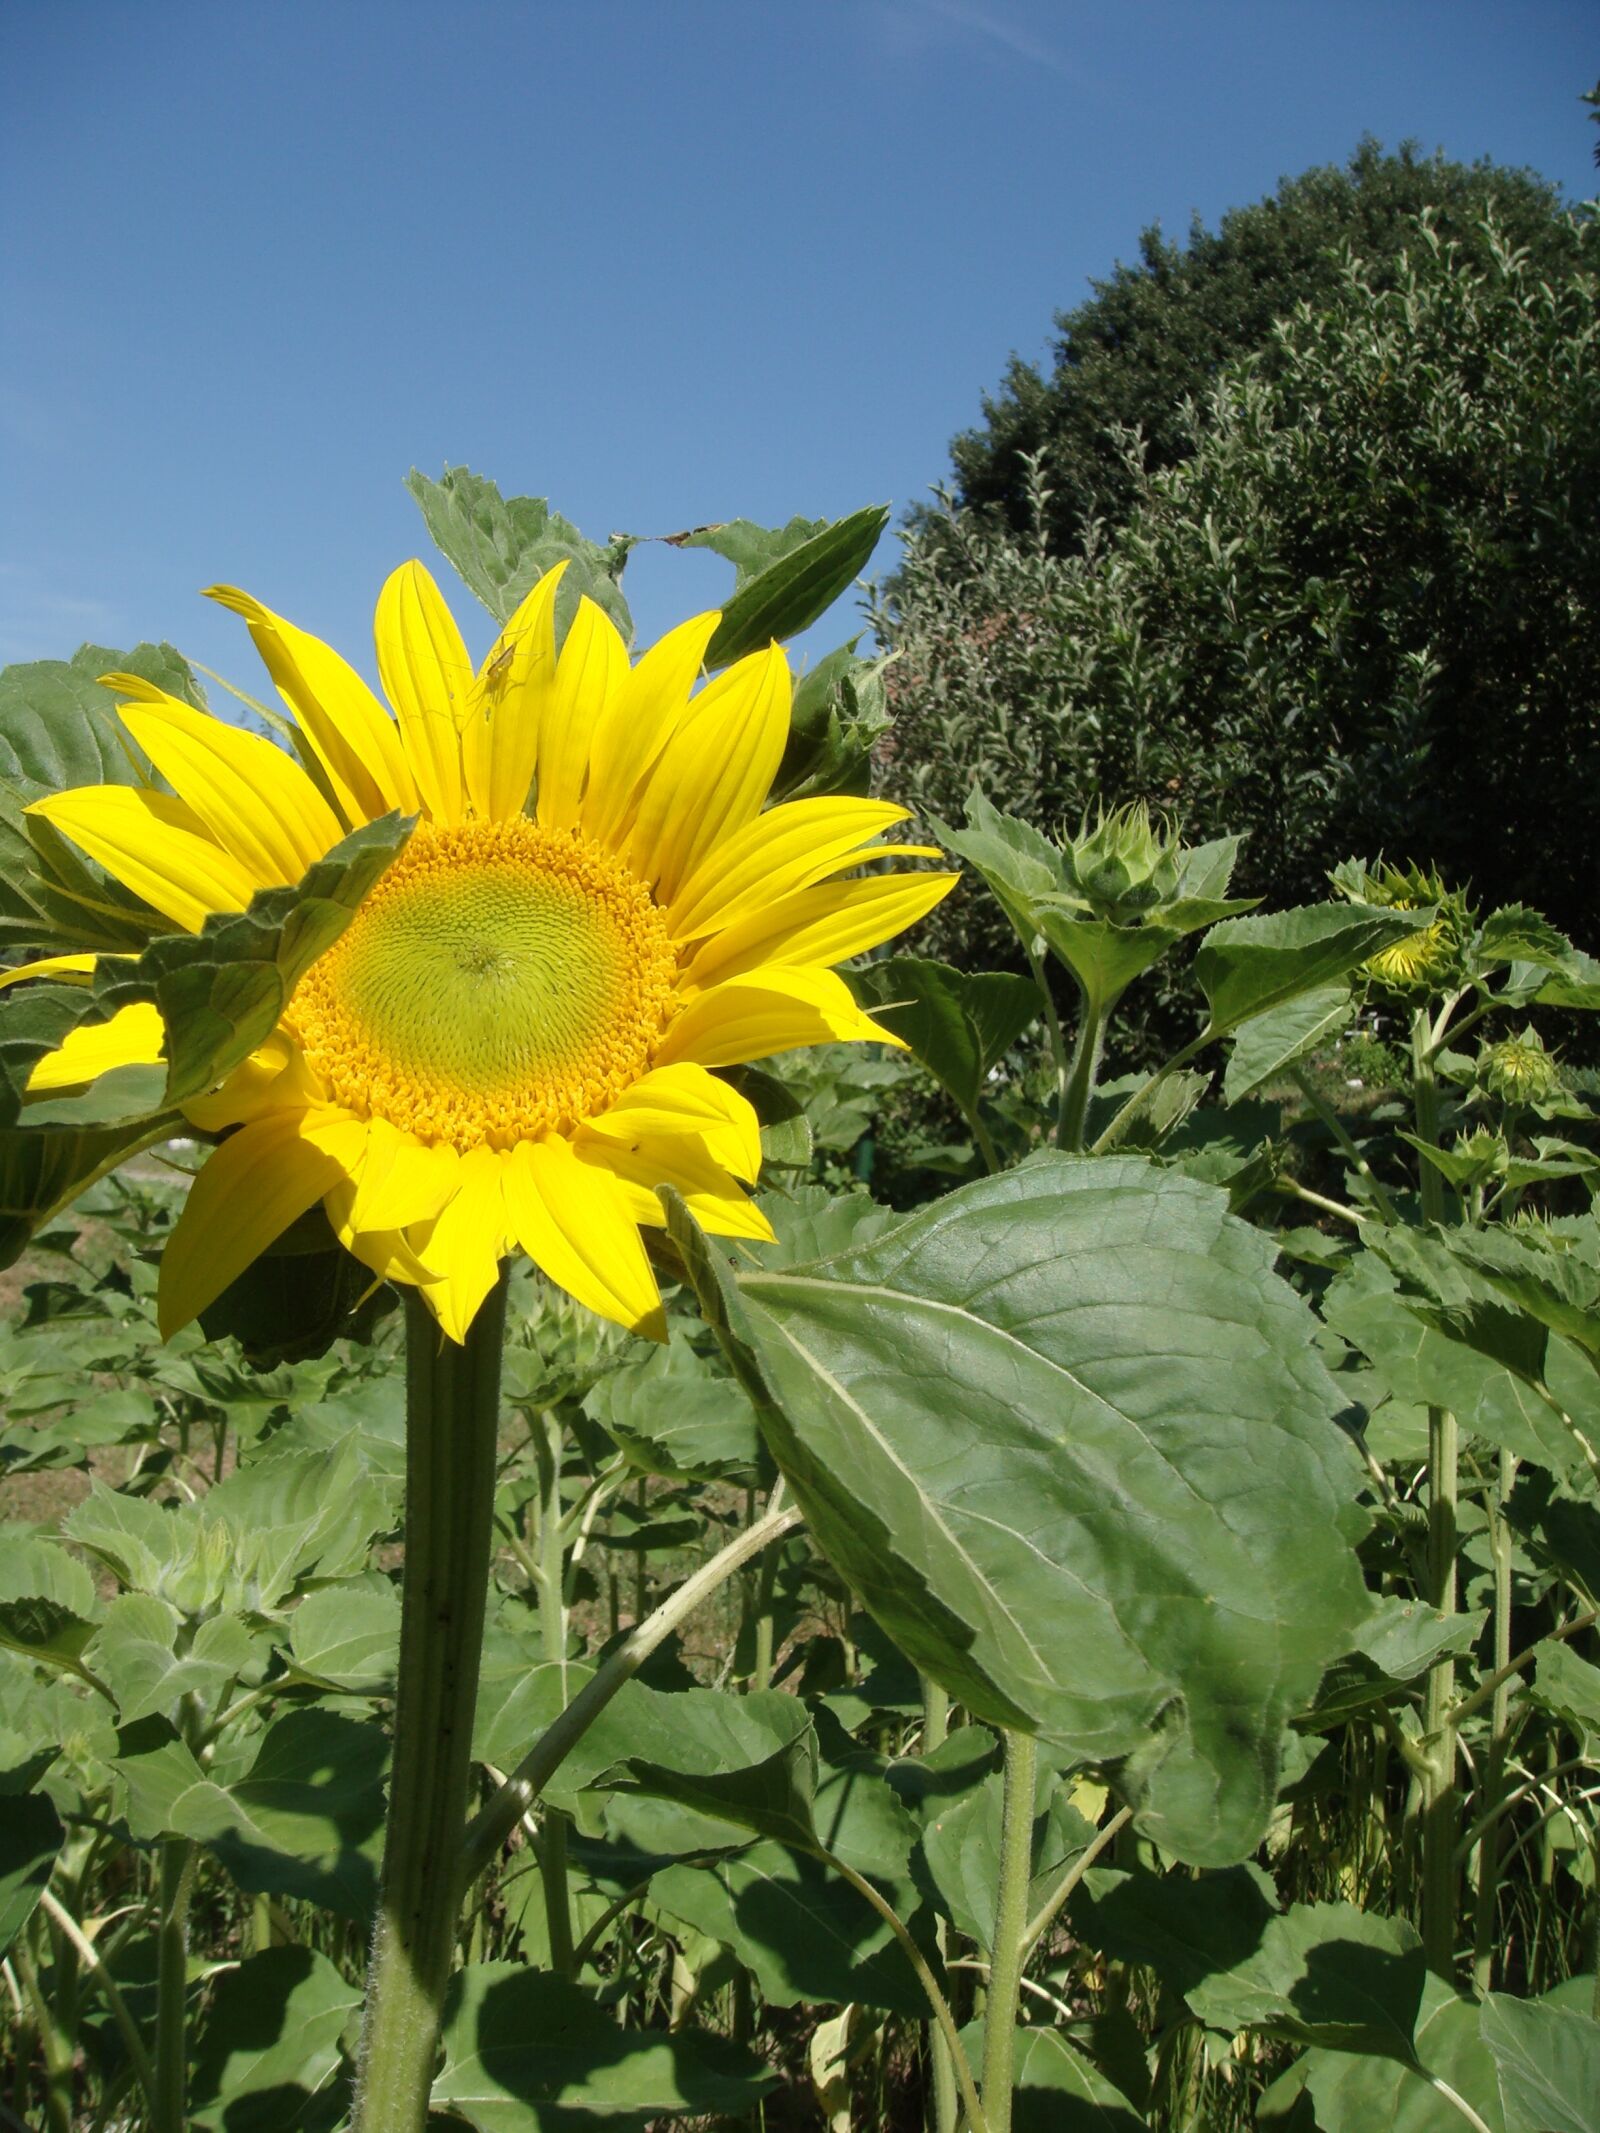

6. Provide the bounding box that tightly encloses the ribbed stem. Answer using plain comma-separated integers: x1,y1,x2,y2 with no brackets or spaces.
353,1271,509,2133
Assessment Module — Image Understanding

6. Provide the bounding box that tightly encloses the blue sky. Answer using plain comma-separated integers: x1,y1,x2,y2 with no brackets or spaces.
2,1,1595,694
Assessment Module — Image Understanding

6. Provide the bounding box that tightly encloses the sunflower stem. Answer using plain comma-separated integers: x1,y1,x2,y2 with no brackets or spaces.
353,1271,509,2133
980,1727,1037,2133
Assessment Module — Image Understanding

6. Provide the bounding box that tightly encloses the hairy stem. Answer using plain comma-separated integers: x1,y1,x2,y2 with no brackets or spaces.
353,1272,509,2133
981,1729,1037,2133
153,1839,196,2133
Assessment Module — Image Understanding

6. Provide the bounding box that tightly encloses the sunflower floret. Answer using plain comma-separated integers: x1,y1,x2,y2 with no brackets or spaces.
21,560,955,1343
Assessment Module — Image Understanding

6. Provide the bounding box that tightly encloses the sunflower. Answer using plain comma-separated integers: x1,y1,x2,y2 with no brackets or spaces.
10,563,954,1342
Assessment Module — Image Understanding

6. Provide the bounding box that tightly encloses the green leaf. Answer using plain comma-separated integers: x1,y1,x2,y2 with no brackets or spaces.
701,506,888,669
1069,1862,1280,2000
672,514,834,587
114,1708,386,1919
1480,1992,1600,2133
287,1578,400,1692
776,643,893,801
0,1789,62,1957
1195,903,1433,1036
197,1224,394,1369
431,1962,774,2131
1304,1974,1505,2133
1527,1640,1600,1749
851,957,1042,1117
88,1595,259,1726
957,2023,1150,2131
405,465,633,642
583,1333,762,1481
669,1156,1371,1866
0,1594,98,1675
649,1841,929,2015
1183,1899,1425,2058
1323,1251,1591,1473
0,646,199,955
189,1945,359,2132
0,1112,177,1271
1225,985,1354,1101
932,791,1072,957
140,810,412,1106
589,1687,817,1851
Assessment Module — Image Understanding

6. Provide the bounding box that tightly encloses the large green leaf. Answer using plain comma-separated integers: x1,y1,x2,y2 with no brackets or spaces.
1303,1975,1505,2133
649,1841,928,2015
1323,1251,1591,1472
188,1945,358,2132
958,2023,1150,2132
1194,903,1433,1036
431,1963,774,2131
114,1708,386,1919
1224,984,1354,1101
0,1788,62,1957
700,506,888,668
1067,1861,1279,2001
851,956,1042,1118
1183,1900,1425,2058
287,1578,400,1693
589,1687,817,1851
669,1157,1371,1864
1480,1992,1600,2133
0,645,199,955
583,1332,762,1480
405,465,633,642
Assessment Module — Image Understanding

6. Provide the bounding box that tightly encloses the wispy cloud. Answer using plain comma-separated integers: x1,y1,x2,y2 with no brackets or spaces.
913,0,1083,82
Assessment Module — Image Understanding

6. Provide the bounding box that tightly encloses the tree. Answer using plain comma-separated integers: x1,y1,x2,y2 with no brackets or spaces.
932,140,1582,560
879,210,1600,985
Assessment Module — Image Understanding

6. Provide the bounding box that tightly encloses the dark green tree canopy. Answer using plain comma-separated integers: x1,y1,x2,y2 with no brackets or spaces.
881,206,1600,985
938,139,1582,558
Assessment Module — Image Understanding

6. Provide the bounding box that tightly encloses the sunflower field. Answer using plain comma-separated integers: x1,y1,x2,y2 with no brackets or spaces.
1,472,1598,2133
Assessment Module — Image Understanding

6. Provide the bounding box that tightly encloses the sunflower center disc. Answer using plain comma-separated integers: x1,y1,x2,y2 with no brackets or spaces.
288,819,677,1150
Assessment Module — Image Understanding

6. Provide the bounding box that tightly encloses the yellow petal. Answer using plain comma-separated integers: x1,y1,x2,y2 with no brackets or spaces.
206,585,419,824
116,693,342,884
624,644,790,902
665,798,914,941
323,1174,441,1287
26,1001,165,1092
461,561,568,822
685,871,959,992
583,1062,761,1182
375,561,474,826
577,1133,775,1242
0,953,99,990
535,595,629,833
579,610,720,851
409,1145,509,1344
29,786,263,932
157,1108,367,1338
502,1136,665,1340
655,965,906,1069
347,1118,460,1233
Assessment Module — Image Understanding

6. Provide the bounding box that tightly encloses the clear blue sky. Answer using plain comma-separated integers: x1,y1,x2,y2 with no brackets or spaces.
3,1,1595,694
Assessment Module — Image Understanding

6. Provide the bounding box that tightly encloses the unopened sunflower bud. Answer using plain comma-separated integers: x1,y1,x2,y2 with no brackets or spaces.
1477,1027,1562,1105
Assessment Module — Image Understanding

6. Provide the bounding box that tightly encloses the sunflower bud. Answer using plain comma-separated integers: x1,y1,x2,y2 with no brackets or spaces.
1330,859,1468,997
1061,802,1181,920
1477,1026,1562,1106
